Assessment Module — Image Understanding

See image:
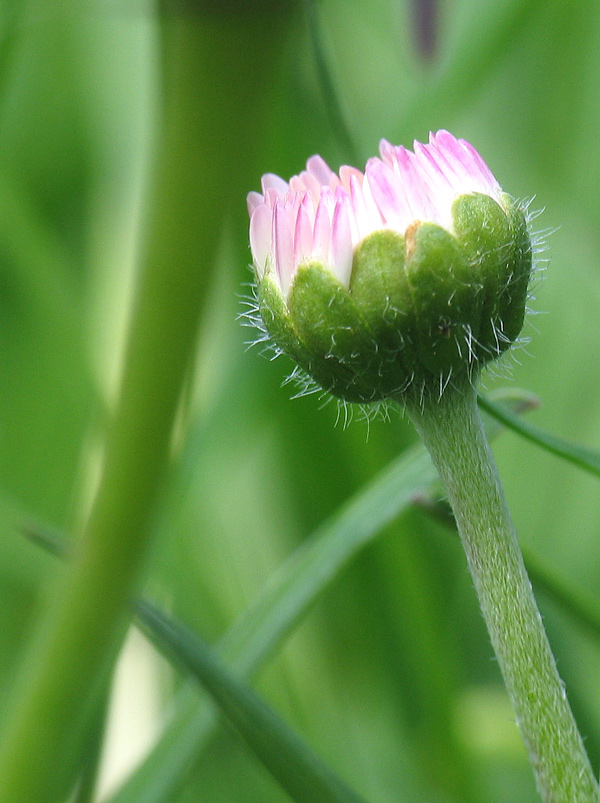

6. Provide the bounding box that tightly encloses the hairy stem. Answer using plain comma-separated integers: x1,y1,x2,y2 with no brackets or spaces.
408,383,598,802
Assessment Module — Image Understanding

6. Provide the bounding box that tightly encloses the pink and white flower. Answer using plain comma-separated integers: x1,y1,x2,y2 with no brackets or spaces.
247,130,504,298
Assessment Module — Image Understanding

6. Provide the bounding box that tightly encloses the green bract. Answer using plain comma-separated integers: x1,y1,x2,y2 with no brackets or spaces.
257,192,531,403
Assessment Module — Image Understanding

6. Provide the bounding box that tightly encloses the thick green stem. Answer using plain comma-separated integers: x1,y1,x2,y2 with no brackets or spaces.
408,383,598,803
0,5,295,801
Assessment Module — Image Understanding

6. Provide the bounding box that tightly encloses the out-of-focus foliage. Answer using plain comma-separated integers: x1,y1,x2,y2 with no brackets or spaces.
1,1,600,801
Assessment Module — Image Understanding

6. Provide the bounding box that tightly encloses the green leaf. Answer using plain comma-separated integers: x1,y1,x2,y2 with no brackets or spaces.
135,601,368,803
109,442,436,803
477,393,600,477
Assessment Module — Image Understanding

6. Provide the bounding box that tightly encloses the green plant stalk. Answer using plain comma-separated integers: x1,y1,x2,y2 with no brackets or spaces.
407,382,598,803
0,6,295,801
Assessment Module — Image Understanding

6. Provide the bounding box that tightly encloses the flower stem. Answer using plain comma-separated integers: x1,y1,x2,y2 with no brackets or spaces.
407,383,598,802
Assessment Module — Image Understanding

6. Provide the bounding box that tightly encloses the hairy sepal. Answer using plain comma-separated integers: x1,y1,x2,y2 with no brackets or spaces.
404,220,480,378
287,263,380,402
453,192,531,360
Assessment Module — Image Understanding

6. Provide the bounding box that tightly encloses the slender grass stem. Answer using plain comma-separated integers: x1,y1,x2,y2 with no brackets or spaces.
408,383,598,802
0,5,295,801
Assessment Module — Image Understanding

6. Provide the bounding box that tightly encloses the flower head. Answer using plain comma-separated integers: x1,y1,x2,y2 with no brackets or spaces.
246,131,532,403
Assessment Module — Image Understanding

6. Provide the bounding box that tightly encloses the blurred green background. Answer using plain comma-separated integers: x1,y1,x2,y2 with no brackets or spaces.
1,0,600,801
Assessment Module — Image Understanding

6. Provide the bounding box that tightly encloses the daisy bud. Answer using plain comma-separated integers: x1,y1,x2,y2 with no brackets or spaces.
246,131,532,403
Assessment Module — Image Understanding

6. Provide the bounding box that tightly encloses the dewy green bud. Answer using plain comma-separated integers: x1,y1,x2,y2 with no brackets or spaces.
246,130,532,403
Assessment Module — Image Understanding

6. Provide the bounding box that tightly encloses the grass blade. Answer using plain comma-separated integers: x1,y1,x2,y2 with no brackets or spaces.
135,601,368,803
110,443,436,803
478,393,600,477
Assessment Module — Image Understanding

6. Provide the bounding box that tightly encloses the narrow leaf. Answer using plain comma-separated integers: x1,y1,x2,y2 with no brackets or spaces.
135,601,368,803
478,393,600,477
109,444,436,803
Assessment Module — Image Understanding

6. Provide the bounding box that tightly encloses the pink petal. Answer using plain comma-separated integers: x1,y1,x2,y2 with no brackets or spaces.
290,175,308,194
393,145,437,220
429,131,482,190
378,138,397,168
261,173,289,197
298,170,322,198
413,141,453,189
349,173,378,240
365,158,411,229
264,187,282,207
299,190,316,227
283,190,300,215
249,204,272,277
273,201,295,296
359,172,385,231
339,165,364,191
306,155,339,188
458,138,501,193
247,191,264,216
427,131,463,180
330,194,353,287
312,194,332,265
293,200,313,266
412,142,456,226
